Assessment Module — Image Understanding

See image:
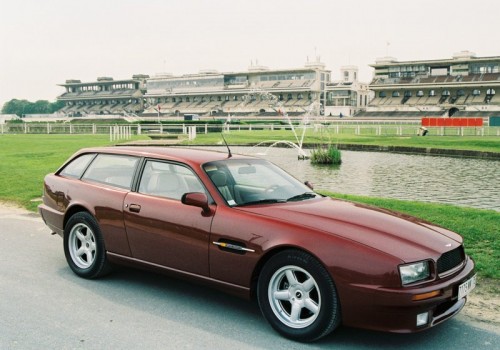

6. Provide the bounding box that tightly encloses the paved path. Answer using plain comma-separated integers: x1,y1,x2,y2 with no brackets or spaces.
0,204,498,349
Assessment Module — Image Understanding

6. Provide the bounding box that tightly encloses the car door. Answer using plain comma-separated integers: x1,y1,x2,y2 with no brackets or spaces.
123,160,213,276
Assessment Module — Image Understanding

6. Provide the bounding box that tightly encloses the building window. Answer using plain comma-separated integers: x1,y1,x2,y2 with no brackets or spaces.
392,91,400,97
416,90,424,97
379,91,386,98
429,90,435,96
472,89,481,96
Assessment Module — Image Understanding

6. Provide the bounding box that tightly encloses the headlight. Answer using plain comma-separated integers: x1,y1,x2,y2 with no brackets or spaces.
399,261,430,285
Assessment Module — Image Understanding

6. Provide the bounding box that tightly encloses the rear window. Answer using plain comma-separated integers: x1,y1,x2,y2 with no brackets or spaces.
60,153,96,178
82,154,139,189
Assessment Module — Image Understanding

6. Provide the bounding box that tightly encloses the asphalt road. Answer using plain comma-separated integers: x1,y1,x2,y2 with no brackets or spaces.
1,204,498,350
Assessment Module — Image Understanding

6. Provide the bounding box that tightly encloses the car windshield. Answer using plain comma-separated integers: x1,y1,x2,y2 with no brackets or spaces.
203,158,318,206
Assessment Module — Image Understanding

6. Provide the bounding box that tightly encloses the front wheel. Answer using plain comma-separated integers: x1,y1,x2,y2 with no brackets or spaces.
257,250,341,342
64,212,111,279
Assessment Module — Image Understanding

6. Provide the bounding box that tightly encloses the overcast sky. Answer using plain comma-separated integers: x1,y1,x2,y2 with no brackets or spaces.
1,0,499,107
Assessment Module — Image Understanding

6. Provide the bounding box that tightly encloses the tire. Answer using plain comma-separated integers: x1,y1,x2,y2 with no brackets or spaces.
63,212,112,279
257,250,341,342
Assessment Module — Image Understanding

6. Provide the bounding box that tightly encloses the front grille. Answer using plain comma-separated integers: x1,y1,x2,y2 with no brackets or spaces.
437,246,465,275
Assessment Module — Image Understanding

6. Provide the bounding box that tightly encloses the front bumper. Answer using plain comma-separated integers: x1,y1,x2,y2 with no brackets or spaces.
339,256,475,333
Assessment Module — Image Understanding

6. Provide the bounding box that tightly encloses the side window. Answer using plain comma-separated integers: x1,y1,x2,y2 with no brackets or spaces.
139,160,204,200
82,154,138,189
60,153,95,178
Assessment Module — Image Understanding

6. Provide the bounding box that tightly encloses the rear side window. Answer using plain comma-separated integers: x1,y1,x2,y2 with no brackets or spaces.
60,153,96,178
82,154,139,189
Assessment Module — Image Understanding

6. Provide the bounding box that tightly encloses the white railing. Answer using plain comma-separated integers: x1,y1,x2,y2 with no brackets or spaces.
110,125,132,141
1,122,499,137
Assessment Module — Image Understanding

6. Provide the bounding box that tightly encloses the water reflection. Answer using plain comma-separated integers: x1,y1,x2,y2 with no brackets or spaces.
202,146,500,211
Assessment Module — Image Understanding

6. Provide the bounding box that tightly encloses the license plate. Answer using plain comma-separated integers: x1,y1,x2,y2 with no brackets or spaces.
458,274,476,299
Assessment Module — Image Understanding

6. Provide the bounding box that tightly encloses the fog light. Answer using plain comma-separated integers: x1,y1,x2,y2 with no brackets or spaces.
416,312,429,327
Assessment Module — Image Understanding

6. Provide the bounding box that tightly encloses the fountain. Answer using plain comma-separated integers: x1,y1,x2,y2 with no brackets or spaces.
235,87,324,159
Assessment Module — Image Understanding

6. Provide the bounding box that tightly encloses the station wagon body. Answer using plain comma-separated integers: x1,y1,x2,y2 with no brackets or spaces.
38,146,476,342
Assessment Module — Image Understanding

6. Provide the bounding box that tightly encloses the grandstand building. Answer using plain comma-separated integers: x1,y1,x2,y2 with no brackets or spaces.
362,51,500,118
57,75,149,116
55,51,499,119
143,58,331,117
325,65,372,117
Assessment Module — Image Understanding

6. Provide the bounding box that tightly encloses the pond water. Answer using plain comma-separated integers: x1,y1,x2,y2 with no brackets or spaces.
202,146,500,212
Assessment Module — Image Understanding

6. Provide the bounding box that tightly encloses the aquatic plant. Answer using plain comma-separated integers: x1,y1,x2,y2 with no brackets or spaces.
310,145,342,165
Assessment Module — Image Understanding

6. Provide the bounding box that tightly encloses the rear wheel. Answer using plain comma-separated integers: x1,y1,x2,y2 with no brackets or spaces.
257,250,340,342
64,212,111,279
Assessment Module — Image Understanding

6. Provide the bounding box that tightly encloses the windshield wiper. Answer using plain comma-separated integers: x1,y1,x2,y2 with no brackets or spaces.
236,199,286,207
286,192,317,202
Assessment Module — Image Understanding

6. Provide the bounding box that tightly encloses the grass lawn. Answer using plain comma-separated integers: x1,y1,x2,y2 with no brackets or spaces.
184,129,500,153
0,134,498,279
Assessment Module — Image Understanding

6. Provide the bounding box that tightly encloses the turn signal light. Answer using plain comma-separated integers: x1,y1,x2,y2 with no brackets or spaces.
412,290,441,301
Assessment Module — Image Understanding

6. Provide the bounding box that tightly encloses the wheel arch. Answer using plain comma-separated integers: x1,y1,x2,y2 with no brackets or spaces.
249,245,329,300
63,204,92,231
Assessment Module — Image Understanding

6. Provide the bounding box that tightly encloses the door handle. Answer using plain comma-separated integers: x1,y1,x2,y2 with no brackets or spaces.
129,204,141,213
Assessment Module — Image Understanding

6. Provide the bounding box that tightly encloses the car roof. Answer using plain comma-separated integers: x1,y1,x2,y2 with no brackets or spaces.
74,146,256,167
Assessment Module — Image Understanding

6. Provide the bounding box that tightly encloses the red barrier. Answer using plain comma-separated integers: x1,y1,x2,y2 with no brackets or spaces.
421,118,483,127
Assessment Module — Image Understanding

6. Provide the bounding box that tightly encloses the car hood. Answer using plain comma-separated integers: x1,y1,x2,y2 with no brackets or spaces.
236,197,463,262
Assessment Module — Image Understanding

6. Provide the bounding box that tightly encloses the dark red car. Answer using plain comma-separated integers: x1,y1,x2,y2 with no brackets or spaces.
38,146,476,342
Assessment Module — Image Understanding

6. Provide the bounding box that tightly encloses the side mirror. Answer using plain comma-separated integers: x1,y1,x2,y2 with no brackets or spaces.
181,192,211,215
304,181,314,190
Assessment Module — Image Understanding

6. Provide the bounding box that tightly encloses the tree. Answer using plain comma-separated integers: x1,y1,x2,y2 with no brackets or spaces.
1,99,64,116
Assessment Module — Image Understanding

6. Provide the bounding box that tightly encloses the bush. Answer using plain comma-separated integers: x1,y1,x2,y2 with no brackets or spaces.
310,145,342,165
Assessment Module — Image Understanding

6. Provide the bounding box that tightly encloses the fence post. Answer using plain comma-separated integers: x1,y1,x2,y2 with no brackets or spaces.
188,126,197,140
